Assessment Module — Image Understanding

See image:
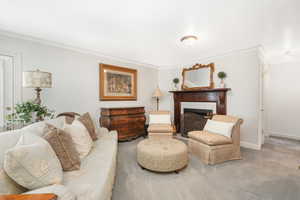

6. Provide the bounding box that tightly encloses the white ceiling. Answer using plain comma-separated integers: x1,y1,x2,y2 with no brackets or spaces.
0,0,299,67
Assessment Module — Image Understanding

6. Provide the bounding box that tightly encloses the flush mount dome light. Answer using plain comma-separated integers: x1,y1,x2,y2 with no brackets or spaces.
180,35,198,45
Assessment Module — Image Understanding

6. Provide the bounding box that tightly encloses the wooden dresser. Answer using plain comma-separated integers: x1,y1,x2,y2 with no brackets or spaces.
100,107,146,141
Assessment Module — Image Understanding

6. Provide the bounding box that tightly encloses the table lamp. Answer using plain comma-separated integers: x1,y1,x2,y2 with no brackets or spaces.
23,69,52,105
152,87,163,111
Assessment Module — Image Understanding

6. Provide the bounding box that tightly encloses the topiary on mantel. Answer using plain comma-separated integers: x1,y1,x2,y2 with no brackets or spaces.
172,78,180,90
217,71,227,88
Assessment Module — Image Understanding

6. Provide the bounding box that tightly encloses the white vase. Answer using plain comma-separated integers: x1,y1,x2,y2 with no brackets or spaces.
220,79,226,88
173,83,179,91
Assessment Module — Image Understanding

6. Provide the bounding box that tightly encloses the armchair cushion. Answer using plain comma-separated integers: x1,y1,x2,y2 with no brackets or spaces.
149,115,171,125
204,120,235,138
188,131,232,146
148,124,173,133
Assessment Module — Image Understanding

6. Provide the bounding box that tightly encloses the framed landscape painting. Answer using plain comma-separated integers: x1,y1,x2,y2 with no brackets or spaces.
99,64,137,101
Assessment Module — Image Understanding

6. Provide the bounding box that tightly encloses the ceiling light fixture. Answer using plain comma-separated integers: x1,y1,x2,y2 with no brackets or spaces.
180,35,198,45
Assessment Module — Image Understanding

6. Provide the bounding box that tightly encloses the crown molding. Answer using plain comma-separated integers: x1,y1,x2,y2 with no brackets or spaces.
158,45,261,70
0,29,159,69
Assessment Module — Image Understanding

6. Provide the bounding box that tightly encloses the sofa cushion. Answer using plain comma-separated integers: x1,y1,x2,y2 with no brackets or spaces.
65,116,75,125
43,124,81,171
78,113,98,141
4,134,63,190
63,120,93,159
62,131,117,200
0,130,27,194
21,117,65,137
188,130,232,146
148,124,173,133
25,184,76,200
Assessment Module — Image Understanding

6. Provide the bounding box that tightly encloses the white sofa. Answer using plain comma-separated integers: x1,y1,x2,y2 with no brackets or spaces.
0,117,118,200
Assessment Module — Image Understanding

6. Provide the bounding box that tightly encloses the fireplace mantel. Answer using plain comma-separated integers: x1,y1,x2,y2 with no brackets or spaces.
169,88,231,135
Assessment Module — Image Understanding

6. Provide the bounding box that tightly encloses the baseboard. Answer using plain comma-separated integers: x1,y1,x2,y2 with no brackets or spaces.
240,141,261,150
266,131,300,141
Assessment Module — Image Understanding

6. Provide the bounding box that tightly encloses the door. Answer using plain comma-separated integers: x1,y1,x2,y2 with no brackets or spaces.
0,55,16,127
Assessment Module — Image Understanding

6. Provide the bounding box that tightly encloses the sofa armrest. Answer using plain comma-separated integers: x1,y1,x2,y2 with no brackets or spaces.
23,184,75,200
97,127,118,140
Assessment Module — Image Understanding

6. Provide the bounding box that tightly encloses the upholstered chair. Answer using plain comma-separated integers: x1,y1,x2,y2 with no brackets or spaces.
148,111,175,139
188,115,243,165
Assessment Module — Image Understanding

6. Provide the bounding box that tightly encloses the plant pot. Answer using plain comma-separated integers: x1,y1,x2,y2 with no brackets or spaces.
173,83,179,91
220,79,226,88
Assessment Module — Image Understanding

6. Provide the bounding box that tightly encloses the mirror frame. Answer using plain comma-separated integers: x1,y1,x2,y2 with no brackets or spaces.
181,63,215,90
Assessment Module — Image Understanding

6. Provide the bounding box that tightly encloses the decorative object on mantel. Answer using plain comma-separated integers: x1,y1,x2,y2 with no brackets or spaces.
152,87,163,111
182,63,215,90
23,69,52,105
169,88,231,136
99,64,137,101
217,71,227,88
5,101,54,129
172,78,180,90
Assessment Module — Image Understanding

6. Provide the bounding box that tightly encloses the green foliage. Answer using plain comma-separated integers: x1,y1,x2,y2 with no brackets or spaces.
173,78,180,84
5,101,54,125
217,71,227,79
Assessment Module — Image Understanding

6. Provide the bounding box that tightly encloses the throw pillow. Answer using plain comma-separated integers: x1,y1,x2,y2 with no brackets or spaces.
63,120,93,159
4,134,63,190
43,124,81,171
204,119,235,138
65,116,75,124
78,113,98,141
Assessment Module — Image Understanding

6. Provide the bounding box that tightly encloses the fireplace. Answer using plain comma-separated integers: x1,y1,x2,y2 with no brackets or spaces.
181,108,213,137
169,88,231,136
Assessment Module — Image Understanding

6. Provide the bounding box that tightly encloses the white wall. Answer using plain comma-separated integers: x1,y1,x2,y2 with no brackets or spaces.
0,35,158,123
264,61,300,140
159,49,261,148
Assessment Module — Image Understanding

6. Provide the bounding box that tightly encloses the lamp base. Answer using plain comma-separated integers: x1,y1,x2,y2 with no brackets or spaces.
34,87,42,105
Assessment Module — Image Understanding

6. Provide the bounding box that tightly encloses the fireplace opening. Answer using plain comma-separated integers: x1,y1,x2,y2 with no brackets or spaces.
181,108,213,137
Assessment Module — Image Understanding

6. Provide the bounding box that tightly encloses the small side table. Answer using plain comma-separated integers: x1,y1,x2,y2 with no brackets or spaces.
0,194,57,200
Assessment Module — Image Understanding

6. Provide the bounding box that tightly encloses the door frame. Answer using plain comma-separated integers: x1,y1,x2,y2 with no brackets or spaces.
0,50,23,126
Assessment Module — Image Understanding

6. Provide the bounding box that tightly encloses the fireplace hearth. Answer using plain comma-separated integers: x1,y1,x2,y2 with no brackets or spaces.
181,108,213,137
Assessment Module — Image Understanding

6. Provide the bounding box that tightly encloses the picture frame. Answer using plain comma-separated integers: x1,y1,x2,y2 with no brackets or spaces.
99,64,137,101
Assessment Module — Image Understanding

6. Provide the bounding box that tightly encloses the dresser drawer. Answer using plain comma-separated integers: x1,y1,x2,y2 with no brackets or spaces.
100,107,146,141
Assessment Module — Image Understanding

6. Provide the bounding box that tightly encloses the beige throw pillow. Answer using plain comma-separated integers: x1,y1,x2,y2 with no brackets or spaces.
204,120,235,138
78,113,98,141
63,120,93,159
4,134,63,190
43,124,81,171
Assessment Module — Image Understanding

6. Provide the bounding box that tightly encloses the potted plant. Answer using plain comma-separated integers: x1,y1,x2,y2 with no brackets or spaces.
173,78,180,90
5,101,54,129
217,71,227,88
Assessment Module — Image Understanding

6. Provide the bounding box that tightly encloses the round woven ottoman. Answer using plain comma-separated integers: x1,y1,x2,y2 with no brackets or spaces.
137,138,188,173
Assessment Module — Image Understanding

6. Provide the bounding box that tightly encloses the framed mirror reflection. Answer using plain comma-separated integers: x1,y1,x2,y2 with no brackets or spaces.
181,63,215,90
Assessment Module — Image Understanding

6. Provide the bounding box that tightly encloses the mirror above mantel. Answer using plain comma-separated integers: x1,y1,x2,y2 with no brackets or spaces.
181,63,215,90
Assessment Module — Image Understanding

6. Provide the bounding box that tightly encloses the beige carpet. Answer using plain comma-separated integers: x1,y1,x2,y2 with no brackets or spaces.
112,136,300,200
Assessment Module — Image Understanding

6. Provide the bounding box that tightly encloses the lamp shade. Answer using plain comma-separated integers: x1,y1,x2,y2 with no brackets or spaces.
23,69,52,88
152,87,163,98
